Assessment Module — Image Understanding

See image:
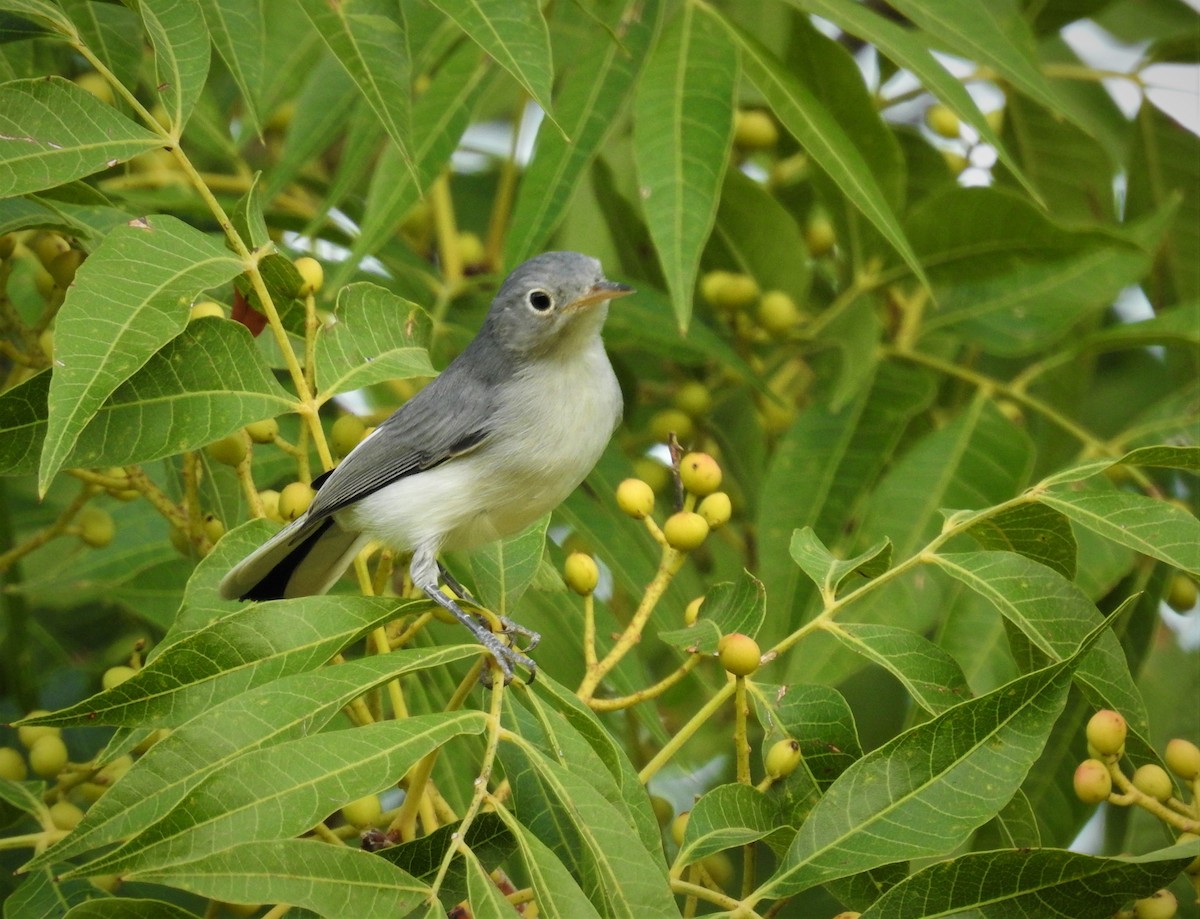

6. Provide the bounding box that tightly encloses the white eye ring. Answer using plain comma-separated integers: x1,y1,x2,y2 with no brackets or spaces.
528,289,553,312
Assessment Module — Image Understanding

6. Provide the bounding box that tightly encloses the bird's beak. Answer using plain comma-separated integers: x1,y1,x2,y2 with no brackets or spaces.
567,279,635,311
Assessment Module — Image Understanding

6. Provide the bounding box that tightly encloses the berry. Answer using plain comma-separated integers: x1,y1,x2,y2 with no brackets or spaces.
189,300,225,321
457,231,485,268
632,457,671,493
279,481,316,521
206,433,248,466
1177,832,1200,875
757,290,801,336
0,233,16,259
679,452,722,496
0,746,27,781
700,270,733,306
293,256,324,296
734,109,779,150
717,633,760,677
39,328,54,362
77,507,115,548
925,104,961,138
701,851,734,888
18,712,59,749
101,665,136,691
28,734,69,778
706,273,760,312
73,71,114,104
1166,574,1197,612
48,249,85,287
1132,889,1177,919
258,489,282,522
564,552,599,596
1164,738,1200,780
203,514,226,544
673,381,713,418
331,414,367,457
96,754,132,786
650,795,673,826
697,492,732,529
684,596,703,625
1072,759,1112,804
340,794,383,828
49,800,85,831
764,739,802,778
30,232,70,269
804,215,836,256
649,408,695,445
616,479,655,519
670,811,689,846
1132,763,1174,803
1085,709,1127,757
244,417,279,444
664,512,709,551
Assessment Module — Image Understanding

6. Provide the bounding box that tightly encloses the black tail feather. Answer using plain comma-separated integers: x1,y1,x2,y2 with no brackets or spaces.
240,517,336,601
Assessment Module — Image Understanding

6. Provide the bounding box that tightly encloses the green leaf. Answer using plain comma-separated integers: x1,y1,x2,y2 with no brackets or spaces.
676,783,783,868
750,682,862,788
0,370,48,475
60,0,142,91
0,0,78,35
294,0,414,179
428,0,553,117
131,839,429,917
18,596,427,728
822,622,972,714
789,528,892,595
133,0,211,132
465,845,523,917
197,0,265,134
932,551,1148,735
0,77,160,197
27,648,477,870
1038,488,1200,575
62,900,198,919
314,282,434,401
754,645,1089,898
66,712,487,878
505,0,660,263
858,844,1200,919
720,14,930,292
492,803,605,919
700,569,766,640
230,173,270,250
1038,444,1200,487
958,501,1077,580
633,4,736,330
37,215,244,493
469,514,550,618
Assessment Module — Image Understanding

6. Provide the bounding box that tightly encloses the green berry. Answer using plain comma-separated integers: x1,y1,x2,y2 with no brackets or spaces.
707,273,760,312
340,794,383,828
650,795,673,826
757,290,801,336
28,734,69,778
632,457,671,493
679,452,722,497
258,489,282,522
206,433,248,466
1166,574,1197,612
564,552,599,595
1072,759,1112,804
101,665,136,691
48,249,85,288
765,739,802,778
670,811,689,846
1132,763,1174,803
649,409,695,445
49,800,85,831
804,215,836,256
331,414,367,457
0,746,27,781
734,109,779,150
457,231,485,268
244,417,279,444
1085,709,1127,757
203,514,225,544
1176,832,1200,875
279,481,316,521
1165,738,1200,780
673,381,713,418
664,512,709,552
616,479,655,519
17,712,59,749
77,507,115,548
717,633,760,677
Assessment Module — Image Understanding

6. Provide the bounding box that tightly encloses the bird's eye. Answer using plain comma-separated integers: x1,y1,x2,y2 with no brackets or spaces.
528,289,553,312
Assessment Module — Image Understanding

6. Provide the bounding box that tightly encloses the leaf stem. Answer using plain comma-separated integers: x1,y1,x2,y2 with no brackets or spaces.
587,654,702,712
639,680,736,784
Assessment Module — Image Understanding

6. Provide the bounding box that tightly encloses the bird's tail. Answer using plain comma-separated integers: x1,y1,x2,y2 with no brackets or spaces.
218,515,368,601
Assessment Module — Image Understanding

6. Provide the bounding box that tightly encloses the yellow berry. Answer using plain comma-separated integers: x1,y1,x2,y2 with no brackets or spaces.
203,514,225,544
30,231,70,269
1132,889,1178,919
1086,709,1127,757
663,511,709,551
697,492,732,529
1166,574,1197,611
670,811,689,846
258,489,282,522
294,256,324,296
925,104,961,138
74,72,113,103
700,270,734,307
564,552,599,596
764,739,802,778
1132,763,1174,803
616,478,655,519
632,457,671,493
39,328,54,362
717,633,760,676
278,481,316,521
28,734,69,778
701,851,734,888
1177,832,1200,875
0,747,27,781
169,524,192,556
734,109,779,150
684,596,704,626
804,215,836,257
244,417,279,444
95,754,132,786
757,290,800,336
679,452,722,496
49,800,85,831
340,794,383,828
18,712,59,750
1165,738,1200,780
457,231,485,267
649,408,695,445
673,381,713,418
48,249,85,288
77,507,115,548
189,300,225,321
101,665,136,691
709,273,760,312
205,433,248,466
1073,759,1112,804
331,414,367,457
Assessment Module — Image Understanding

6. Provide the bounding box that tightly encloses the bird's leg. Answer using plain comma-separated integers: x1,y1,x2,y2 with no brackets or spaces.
420,585,535,684
438,562,540,653
437,563,475,602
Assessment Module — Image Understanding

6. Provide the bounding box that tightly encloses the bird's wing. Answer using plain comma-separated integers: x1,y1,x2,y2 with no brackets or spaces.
306,358,501,520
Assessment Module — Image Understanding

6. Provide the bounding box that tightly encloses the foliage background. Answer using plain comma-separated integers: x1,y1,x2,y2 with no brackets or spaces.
0,0,1198,917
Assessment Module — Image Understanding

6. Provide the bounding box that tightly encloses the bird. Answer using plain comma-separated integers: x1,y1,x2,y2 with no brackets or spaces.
219,251,632,682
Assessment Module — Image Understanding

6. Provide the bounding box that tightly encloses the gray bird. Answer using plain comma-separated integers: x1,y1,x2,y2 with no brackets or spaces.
219,251,632,682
